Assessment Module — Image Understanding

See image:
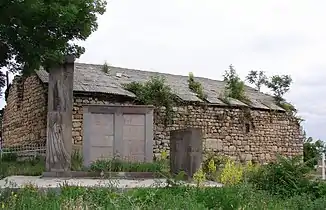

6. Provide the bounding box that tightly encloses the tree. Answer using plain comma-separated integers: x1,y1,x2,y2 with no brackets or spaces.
265,75,292,102
223,64,247,102
0,0,107,82
303,135,325,169
245,70,267,91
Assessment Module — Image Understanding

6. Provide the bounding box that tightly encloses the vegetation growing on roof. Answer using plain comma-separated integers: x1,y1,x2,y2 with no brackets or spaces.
246,70,267,91
245,71,301,119
123,76,175,125
102,61,109,73
222,65,250,104
265,75,292,103
187,72,207,101
263,74,303,122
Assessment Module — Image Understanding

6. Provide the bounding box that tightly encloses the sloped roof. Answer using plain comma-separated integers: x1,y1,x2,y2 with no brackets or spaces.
35,63,284,111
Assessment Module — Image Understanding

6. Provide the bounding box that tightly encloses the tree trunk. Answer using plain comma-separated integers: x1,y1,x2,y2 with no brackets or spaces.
45,56,74,172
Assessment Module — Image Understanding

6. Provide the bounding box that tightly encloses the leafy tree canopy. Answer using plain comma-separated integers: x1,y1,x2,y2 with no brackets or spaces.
265,75,292,102
0,0,107,76
303,133,325,169
245,70,267,91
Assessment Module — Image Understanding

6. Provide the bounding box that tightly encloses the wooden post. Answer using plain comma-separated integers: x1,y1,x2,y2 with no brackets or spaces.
45,55,74,172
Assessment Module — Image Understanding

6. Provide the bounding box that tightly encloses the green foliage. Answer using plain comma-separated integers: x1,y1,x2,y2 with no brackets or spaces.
0,150,18,162
193,167,206,187
187,72,207,101
276,100,304,124
278,101,302,120
4,183,326,209
246,70,267,91
303,136,325,169
242,161,260,181
123,76,175,125
89,159,164,172
0,155,45,179
0,0,106,75
278,101,296,113
265,75,292,102
219,159,244,186
202,153,228,180
157,151,187,187
223,64,249,103
102,61,109,73
70,150,83,171
248,155,313,196
262,74,301,122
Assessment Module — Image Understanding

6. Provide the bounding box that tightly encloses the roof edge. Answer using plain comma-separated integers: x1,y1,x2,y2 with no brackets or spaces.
34,64,284,111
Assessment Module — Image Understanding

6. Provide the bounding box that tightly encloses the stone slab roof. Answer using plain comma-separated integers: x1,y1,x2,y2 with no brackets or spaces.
35,63,284,111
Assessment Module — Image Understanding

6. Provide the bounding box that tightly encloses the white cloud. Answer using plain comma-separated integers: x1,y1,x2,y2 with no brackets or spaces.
2,0,326,140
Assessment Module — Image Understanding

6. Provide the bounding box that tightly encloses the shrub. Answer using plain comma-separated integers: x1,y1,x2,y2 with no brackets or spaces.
248,155,313,196
242,161,260,181
0,150,18,162
223,64,249,103
187,72,207,101
202,153,228,180
193,167,206,187
219,159,243,186
207,159,217,174
123,76,175,125
0,157,45,179
303,137,324,169
102,61,109,73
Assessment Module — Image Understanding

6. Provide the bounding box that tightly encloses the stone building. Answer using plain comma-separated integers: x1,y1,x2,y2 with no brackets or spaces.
2,63,303,162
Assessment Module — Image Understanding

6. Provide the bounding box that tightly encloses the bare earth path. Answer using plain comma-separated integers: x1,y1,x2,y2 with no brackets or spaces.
0,176,223,190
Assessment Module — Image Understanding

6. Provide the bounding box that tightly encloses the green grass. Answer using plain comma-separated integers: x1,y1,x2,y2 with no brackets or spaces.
0,158,167,179
1,184,326,209
0,151,168,180
2,154,326,209
89,158,168,173
0,158,45,179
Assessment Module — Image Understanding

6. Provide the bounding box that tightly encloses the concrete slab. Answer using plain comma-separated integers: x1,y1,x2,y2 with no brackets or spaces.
0,176,223,190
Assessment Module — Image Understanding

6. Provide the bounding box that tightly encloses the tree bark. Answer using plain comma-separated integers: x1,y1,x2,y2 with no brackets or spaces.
46,56,74,172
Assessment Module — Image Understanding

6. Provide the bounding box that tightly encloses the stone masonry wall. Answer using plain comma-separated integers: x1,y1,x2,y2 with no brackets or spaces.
154,106,303,162
73,96,303,163
3,77,303,163
2,75,47,147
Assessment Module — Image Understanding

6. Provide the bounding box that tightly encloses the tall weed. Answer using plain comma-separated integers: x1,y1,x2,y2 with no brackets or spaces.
248,155,313,196
219,159,243,186
202,153,228,181
3,184,326,210
89,158,164,172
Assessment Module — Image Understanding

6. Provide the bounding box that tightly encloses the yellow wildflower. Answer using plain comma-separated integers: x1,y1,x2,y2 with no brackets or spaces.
208,159,217,174
161,150,168,160
193,167,206,187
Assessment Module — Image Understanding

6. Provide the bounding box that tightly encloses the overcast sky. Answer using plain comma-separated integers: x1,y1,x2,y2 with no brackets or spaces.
2,0,326,140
